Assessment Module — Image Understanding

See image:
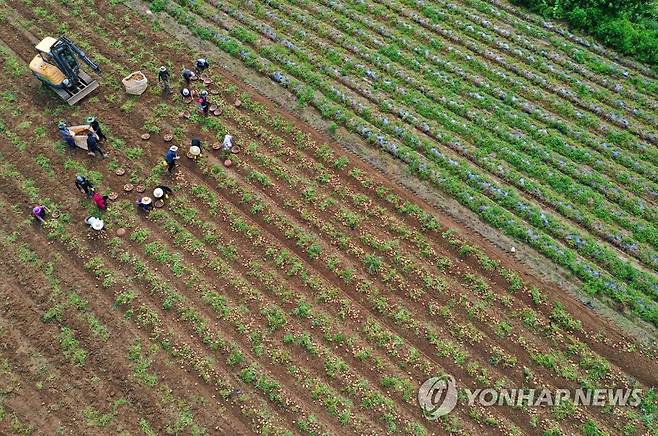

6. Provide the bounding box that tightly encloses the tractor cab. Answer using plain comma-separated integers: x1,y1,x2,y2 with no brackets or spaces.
29,36,101,105
30,38,68,88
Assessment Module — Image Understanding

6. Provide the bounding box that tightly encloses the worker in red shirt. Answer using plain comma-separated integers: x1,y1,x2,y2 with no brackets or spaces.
91,191,108,210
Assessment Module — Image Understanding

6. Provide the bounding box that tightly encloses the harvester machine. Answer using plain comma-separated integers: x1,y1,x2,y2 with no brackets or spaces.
29,36,101,105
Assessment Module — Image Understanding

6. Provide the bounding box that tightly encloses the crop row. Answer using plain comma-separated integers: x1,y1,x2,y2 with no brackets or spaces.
155,0,658,326
234,0,658,267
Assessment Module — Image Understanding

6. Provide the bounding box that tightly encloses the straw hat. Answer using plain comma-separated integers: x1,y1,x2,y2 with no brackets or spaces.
86,116,96,123
169,145,178,152
190,145,201,156
153,188,164,199
142,196,152,205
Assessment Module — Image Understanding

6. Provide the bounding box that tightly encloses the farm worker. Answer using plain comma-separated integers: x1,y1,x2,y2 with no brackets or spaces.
86,131,107,158
136,196,153,212
190,137,202,159
85,216,104,231
91,192,108,211
153,185,173,201
198,90,209,115
164,145,180,174
195,57,209,75
158,66,170,92
58,121,76,148
32,205,49,224
181,68,196,86
86,116,107,142
222,134,233,151
75,175,94,197
180,87,192,100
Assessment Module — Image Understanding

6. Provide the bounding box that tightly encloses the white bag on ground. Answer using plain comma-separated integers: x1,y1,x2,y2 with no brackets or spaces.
222,134,233,150
122,71,148,95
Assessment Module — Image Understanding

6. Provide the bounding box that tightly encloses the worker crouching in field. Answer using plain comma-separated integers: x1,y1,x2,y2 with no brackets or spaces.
180,87,192,101
198,90,210,115
32,205,49,224
195,57,209,76
136,196,153,213
75,175,94,197
91,191,108,211
153,186,173,202
181,68,195,86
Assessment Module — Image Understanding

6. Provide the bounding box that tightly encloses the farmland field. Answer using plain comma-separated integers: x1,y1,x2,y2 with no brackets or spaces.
0,0,656,435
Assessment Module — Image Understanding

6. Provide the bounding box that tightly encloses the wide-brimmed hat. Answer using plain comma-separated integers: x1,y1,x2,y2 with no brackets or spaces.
86,216,104,230
153,188,164,198
160,66,167,72
142,196,152,205
190,145,201,156
169,145,178,152
86,116,96,123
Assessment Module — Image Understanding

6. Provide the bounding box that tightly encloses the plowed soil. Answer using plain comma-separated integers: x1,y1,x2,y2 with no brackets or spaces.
0,1,655,435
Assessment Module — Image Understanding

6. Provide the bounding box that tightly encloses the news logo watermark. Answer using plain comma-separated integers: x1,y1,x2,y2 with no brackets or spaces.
418,375,643,420
418,376,459,419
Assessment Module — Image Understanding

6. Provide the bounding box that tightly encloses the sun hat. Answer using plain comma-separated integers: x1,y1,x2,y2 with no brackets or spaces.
169,145,178,152
160,66,167,72
91,218,104,231
190,145,201,156
86,216,104,230
153,188,164,198
86,116,95,124
142,197,152,205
